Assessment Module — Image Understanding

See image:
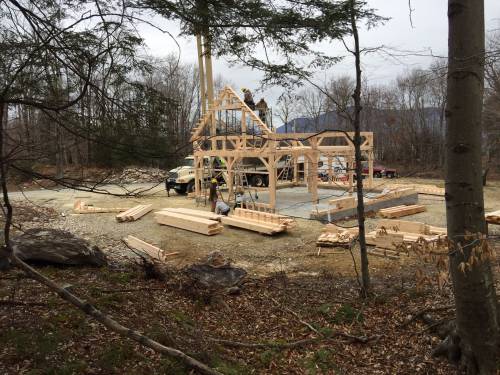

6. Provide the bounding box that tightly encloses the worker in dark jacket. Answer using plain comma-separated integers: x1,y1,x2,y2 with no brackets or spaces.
242,88,255,110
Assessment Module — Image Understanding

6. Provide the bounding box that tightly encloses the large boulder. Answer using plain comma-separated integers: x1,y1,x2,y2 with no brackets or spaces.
11,229,107,266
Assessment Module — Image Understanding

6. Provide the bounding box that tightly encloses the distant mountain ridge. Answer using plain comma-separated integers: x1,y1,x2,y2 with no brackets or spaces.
276,107,443,133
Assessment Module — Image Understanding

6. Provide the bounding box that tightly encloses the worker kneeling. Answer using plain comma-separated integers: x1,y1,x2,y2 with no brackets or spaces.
215,199,231,216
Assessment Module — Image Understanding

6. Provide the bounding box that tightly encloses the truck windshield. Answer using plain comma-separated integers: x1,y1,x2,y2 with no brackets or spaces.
180,159,194,167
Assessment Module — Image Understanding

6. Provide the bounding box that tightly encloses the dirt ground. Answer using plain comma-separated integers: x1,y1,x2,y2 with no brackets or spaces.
7,177,500,278
1,177,499,374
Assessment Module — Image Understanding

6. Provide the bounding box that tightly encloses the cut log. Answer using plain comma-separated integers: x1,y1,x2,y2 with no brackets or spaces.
155,211,223,236
123,235,179,261
116,204,153,222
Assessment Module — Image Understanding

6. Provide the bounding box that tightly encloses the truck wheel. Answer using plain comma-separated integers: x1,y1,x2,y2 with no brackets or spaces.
251,175,266,187
174,186,187,195
374,172,382,178
186,180,195,193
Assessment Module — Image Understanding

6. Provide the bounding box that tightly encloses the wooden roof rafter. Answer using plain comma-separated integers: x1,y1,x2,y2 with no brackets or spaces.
189,86,272,144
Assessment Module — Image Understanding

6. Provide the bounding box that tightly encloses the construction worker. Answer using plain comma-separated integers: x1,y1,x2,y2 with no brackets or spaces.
255,98,268,123
209,178,218,212
215,199,230,216
242,88,255,110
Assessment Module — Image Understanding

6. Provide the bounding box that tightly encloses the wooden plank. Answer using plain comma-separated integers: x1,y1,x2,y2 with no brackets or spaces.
124,235,179,261
376,219,427,234
155,211,223,235
220,216,284,235
161,208,222,221
369,248,402,260
116,204,153,222
372,232,405,250
328,196,356,210
378,205,426,219
128,204,153,220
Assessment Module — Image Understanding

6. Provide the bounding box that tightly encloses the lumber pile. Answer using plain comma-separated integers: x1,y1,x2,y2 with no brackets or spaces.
378,204,426,218
73,200,129,214
486,210,500,225
366,188,416,205
317,223,358,248
155,211,223,235
365,219,447,259
123,235,179,261
159,208,222,221
116,204,153,222
220,208,295,235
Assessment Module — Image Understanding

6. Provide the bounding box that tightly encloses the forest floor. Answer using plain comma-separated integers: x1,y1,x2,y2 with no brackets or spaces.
1,177,499,374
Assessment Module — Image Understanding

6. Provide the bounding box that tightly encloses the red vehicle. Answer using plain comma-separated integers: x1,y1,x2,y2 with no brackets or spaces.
362,165,397,178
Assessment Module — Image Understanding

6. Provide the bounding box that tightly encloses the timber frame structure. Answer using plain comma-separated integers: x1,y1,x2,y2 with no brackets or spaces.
189,86,374,212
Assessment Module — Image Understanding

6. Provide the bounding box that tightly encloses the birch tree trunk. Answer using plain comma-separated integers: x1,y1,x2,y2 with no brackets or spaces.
445,1,498,372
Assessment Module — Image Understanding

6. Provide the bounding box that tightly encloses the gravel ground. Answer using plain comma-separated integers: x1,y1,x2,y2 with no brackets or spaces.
7,178,500,276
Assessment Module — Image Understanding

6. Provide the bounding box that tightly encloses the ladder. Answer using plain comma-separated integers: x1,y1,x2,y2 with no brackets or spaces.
278,156,293,182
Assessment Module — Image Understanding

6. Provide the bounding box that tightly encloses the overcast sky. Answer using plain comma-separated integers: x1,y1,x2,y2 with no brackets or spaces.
139,0,500,117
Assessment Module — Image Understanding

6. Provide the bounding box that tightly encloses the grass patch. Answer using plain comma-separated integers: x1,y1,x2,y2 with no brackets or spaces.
0,327,64,363
304,349,341,374
98,342,140,372
332,304,363,325
101,271,136,284
316,303,363,325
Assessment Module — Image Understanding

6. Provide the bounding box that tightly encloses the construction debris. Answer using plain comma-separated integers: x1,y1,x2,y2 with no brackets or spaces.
154,211,223,235
116,204,153,222
378,204,426,218
159,208,222,221
220,208,295,235
124,235,179,261
316,223,358,248
73,200,128,214
486,210,500,225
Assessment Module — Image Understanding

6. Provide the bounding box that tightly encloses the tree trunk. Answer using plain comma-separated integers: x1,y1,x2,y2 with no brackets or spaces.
0,101,11,270
350,1,370,294
445,1,498,373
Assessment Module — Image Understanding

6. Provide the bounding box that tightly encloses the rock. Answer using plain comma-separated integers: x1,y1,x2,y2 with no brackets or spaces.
12,229,107,266
185,264,247,289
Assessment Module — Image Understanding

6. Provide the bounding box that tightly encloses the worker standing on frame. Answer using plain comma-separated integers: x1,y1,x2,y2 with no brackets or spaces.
209,178,218,212
255,98,268,123
242,88,255,110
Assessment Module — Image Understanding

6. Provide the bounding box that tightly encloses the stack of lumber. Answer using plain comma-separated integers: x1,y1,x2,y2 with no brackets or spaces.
154,211,223,235
317,223,358,248
123,235,179,261
366,219,446,259
159,208,222,221
116,204,153,222
378,204,426,218
221,208,295,235
486,210,500,225
74,200,129,214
